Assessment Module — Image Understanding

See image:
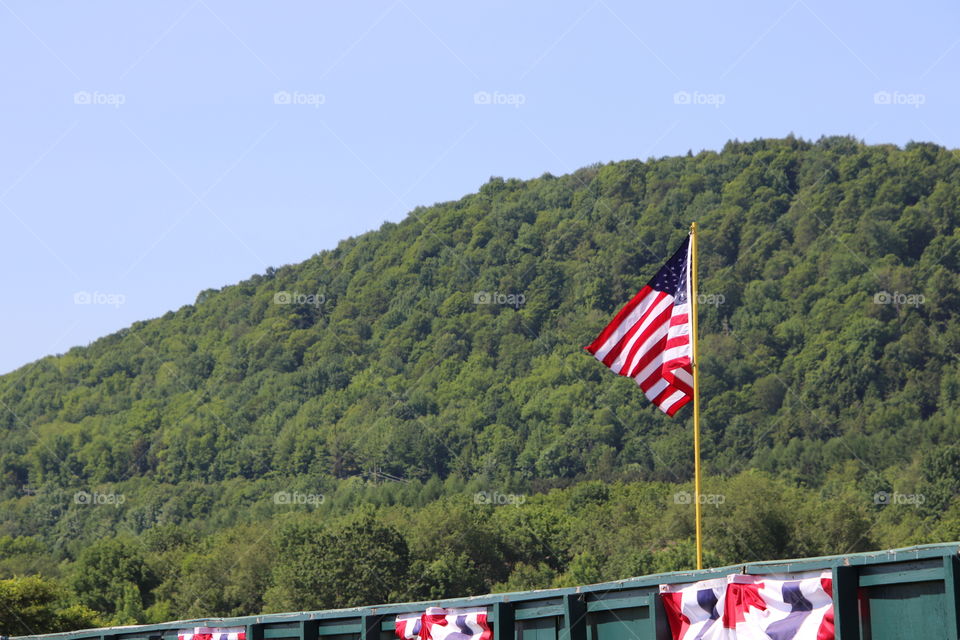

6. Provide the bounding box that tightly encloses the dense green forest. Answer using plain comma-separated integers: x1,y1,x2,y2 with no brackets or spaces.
4,135,960,635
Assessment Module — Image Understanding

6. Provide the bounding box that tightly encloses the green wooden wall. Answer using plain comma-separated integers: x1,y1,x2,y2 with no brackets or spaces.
12,543,960,640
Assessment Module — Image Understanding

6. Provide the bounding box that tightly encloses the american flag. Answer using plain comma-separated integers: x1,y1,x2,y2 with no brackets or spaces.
585,236,694,416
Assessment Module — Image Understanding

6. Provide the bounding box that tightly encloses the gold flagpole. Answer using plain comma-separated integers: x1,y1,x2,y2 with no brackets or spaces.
689,221,703,570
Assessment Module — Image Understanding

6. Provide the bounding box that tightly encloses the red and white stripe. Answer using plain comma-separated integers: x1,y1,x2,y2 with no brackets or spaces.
395,613,423,640
178,628,246,640
660,571,835,640
659,577,728,640
586,239,693,416
419,607,492,640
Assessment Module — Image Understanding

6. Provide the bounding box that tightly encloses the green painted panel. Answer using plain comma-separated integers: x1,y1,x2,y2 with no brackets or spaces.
585,608,652,640
517,616,557,640
317,624,360,636
315,634,356,640
859,567,945,587
585,595,652,613
263,626,299,640
515,606,564,621
864,581,949,640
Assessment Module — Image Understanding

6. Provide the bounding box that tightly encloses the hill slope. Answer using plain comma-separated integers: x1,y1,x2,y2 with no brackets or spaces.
3,135,960,630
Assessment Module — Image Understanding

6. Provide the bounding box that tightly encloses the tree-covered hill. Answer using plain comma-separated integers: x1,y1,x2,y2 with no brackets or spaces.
4,135,960,633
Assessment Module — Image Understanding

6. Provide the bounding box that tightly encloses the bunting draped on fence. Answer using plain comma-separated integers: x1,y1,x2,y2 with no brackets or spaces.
396,613,424,640
178,628,246,640
659,571,834,640
395,607,492,640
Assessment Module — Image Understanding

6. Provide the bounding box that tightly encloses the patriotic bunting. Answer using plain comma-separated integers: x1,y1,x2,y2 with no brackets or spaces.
660,577,727,640
395,607,492,640
395,613,424,640
660,571,834,640
178,628,246,640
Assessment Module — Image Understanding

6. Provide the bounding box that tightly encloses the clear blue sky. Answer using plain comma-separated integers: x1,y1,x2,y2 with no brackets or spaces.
1,1,958,374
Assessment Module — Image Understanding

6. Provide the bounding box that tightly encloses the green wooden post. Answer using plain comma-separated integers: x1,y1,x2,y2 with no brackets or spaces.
300,620,320,640
832,565,859,640
561,594,587,640
648,593,667,640
493,601,515,640
944,554,960,640
246,624,264,640
362,615,384,640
